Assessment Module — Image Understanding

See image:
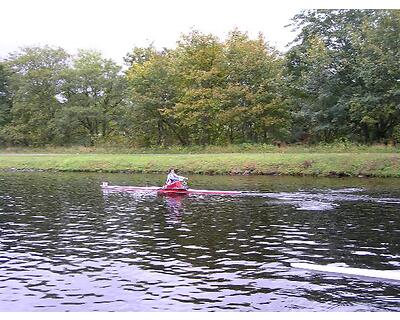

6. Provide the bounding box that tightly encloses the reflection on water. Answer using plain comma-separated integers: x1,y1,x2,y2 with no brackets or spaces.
0,172,399,311
163,194,186,225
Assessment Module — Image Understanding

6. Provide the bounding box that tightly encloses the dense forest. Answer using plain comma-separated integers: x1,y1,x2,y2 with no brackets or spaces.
0,9,399,147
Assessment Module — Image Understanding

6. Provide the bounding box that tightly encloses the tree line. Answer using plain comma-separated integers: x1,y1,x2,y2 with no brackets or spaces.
0,9,399,147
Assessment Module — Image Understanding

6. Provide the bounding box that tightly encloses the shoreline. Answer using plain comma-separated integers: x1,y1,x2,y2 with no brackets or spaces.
0,153,399,178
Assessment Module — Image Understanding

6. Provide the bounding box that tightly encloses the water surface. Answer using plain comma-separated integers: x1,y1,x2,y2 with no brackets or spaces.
0,172,399,311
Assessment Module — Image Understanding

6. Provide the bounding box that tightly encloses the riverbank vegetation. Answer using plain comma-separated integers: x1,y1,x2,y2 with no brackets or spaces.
0,142,399,155
1,9,399,150
1,152,399,178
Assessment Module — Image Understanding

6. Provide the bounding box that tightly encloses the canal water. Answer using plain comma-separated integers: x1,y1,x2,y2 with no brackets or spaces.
0,172,399,311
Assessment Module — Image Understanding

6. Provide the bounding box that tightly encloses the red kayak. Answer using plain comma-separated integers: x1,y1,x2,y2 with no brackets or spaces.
101,182,242,196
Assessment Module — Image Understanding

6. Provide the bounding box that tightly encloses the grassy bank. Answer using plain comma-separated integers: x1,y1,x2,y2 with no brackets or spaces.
0,152,399,177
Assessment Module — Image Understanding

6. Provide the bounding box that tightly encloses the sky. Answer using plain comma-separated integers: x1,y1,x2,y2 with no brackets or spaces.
1,0,398,64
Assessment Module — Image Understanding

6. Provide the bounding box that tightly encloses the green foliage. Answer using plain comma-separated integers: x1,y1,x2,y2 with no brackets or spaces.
60,49,127,145
286,9,400,144
0,11,399,149
126,29,290,146
0,47,127,146
0,63,13,145
126,46,183,146
348,10,400,142
2,46,70,145
0,62,12,128
216,30,290,143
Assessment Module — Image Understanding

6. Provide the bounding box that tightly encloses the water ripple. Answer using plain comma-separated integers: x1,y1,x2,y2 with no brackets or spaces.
0,173,399,311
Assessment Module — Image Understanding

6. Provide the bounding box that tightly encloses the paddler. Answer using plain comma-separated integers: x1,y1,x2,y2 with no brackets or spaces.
165,168,188,189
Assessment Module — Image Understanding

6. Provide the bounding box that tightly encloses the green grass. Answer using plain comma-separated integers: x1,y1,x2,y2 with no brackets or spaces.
0,152,399,177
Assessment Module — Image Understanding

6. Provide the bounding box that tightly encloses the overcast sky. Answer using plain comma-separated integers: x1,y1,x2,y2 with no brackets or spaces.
0,0,397,64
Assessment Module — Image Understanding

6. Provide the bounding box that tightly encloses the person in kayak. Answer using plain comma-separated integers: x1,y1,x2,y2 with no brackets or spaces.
164,168,188,189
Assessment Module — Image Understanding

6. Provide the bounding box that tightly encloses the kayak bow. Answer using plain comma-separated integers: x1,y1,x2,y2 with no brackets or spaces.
101,182,242,196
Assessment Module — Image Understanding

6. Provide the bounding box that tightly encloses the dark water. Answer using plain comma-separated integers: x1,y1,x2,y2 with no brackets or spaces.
0,172,399,311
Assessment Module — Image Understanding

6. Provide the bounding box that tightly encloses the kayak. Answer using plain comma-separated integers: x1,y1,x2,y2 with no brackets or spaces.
101,182,242,196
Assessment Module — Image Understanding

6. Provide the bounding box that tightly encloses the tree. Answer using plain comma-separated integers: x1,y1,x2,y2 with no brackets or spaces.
286,35,345,142
60,50,127,145
286,9,400,143
126,30,291,147
219,30,290,143
2,46,70,145
172,30,290,145
348,10,400,143
126,46,185,146
0,62,12,127
170,30,225,145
